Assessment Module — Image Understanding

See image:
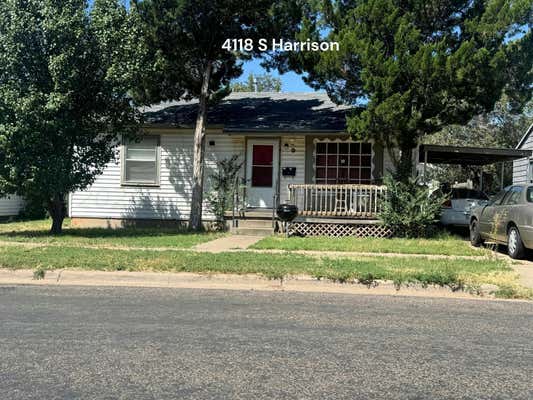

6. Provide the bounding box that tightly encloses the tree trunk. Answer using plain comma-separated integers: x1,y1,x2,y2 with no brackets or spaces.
393,145,415,182
48,194,65,235
188,61,213,231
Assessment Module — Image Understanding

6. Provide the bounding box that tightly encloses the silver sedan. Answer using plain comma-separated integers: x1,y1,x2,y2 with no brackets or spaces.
469,184,533,259
441,188,489,227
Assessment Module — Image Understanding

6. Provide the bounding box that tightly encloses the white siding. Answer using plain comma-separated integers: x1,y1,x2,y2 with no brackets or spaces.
513,126,533,185
513,157,529,185
0,195,24,217
71,133,244,221
279,136,305,203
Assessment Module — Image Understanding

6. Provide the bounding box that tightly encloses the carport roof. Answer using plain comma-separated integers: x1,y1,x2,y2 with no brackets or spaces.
419,144,532,166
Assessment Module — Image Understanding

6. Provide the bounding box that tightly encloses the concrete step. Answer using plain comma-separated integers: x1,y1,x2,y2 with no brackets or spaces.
236,219,274,228
230,227,273,236
241,209,274,218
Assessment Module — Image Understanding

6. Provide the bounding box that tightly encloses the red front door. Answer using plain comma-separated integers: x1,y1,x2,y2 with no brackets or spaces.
246,139,279,208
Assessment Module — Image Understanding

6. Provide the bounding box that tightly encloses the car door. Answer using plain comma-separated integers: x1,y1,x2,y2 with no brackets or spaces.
518,186,533,248
496,186,524,242
478,188,509,238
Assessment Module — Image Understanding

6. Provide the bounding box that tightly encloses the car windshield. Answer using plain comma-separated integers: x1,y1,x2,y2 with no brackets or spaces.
451,189,489,200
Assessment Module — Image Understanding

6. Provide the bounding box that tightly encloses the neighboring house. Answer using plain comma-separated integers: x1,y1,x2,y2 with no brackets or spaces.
0,195,24,218
513,123,533,185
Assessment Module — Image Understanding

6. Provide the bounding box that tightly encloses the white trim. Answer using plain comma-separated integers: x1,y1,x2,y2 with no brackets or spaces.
246,138,280,208
516,122,533,149
120,135,161,187
527,158,533,184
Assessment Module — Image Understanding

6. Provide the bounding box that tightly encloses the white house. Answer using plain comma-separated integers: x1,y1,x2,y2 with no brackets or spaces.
69,92,397,233
513,123,533,185
0,195,24,218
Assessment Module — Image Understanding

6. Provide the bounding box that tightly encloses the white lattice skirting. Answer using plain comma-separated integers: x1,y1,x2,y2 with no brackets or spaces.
288,222,393,238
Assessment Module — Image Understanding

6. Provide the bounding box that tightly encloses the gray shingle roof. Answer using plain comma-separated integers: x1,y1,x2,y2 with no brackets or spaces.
142,92,350,132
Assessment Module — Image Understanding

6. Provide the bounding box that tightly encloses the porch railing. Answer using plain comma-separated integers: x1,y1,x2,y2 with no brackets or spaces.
231,176,247,227
287,184,387,218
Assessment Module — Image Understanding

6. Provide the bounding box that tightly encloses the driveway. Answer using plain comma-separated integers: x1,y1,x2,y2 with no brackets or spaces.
1,286,532,399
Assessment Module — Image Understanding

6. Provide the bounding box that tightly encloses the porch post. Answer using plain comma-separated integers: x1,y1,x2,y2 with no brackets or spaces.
423,150,428,183
500,162,505,190
480,166,483,192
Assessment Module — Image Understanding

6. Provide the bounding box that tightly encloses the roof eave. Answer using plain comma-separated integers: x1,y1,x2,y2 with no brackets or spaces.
516,122,533,149
142,123,348,135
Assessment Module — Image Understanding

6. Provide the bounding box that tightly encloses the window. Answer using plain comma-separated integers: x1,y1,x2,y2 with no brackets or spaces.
451,189,489,200
315,141,372,184
122,136,160,185
251,144,274,187
489,188,509,206
502,186,523,205
527,187,533,203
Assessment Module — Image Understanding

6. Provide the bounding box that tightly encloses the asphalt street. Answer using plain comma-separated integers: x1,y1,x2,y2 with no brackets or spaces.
0,285,532,399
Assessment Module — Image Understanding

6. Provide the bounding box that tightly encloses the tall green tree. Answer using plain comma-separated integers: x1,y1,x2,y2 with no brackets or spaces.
133,0,301,230
0,0,143,233
231,73,283,92
271,0,533,181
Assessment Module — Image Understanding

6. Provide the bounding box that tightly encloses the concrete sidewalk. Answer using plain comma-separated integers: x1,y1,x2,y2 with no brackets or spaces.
193,235,264,252
511,262,533,288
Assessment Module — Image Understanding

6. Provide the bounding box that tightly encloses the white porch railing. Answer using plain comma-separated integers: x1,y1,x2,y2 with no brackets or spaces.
287,184,387,218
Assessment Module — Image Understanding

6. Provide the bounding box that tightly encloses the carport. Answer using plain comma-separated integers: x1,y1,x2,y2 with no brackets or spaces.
418,144,532,190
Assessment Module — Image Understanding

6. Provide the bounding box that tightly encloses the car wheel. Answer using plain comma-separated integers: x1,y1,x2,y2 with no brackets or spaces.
507,226,525,259
470,219,483,247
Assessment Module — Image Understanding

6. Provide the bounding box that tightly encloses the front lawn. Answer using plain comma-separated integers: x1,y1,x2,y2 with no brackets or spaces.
251,234,484,256
0,243,527,298
0,219,223,249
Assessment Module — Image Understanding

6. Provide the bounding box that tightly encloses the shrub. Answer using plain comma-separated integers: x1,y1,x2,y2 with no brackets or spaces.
33,267,46,280
380,175,445,238
19,194,47,220
206,156,243,231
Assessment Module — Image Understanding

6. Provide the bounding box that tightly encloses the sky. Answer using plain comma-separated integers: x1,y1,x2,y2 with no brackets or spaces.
234,59,313,92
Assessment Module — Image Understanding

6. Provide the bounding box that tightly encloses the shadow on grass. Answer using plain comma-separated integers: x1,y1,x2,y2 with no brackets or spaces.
0,226,192,240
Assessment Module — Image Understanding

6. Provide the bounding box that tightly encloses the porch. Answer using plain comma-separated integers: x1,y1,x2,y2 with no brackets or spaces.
285,183,389,237
232,183,390,237
234,183,386,220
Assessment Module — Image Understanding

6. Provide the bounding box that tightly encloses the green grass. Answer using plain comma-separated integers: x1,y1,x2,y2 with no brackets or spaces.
0,218,530,298
251,234,485,256
0,243,520,296
0,218,223,249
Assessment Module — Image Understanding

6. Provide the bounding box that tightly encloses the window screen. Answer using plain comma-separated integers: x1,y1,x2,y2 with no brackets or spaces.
315,141,372,184
122,136,159,185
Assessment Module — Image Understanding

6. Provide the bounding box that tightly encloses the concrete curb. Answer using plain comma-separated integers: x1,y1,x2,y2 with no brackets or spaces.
0,268,511,301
